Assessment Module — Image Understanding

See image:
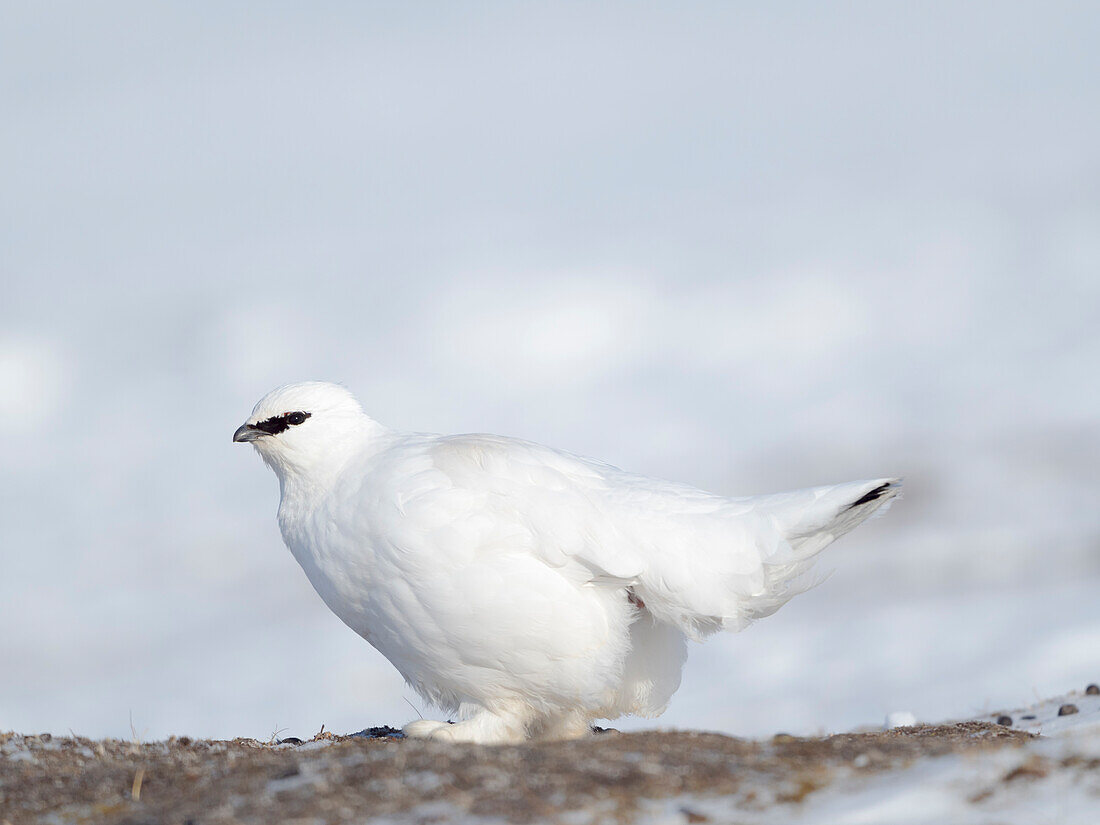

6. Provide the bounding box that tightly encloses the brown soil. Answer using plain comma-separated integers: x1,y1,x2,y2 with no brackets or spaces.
0,723,1032,824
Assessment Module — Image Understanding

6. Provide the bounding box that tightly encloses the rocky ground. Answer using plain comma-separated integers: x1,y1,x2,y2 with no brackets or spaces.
2,691,1098,824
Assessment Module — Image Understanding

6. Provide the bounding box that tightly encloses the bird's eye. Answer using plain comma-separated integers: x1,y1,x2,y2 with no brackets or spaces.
286,411,309,426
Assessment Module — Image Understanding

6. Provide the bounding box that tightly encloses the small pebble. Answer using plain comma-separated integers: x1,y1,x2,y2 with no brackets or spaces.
884,711,917,730
679,807,709,824
1058,704,1079,716
996,715,1013,726
1086,684,1099,695
278,737,303,745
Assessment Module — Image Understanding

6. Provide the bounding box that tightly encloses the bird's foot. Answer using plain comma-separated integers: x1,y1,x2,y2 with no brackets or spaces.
402,720,452,739
534,711,593,742
402,712,526,745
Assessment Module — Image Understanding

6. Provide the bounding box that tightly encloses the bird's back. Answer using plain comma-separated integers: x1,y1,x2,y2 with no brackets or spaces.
344,431,899,640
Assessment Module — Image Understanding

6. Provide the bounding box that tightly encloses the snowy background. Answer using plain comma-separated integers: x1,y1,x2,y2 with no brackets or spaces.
2,2,1098,741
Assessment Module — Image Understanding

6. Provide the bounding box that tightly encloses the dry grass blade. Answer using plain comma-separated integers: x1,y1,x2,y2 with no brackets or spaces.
131,768,145,801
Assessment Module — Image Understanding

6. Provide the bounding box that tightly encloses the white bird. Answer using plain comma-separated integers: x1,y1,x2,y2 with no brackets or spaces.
234,382,900,745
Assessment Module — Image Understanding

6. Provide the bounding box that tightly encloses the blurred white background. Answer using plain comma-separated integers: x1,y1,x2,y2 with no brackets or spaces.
2,2,1098,741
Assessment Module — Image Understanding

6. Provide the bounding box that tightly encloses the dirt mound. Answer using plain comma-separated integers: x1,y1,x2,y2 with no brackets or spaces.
0,723,1034,824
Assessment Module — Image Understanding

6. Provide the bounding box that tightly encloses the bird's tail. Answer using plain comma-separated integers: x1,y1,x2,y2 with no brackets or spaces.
721,478,902,629
767,477,902,555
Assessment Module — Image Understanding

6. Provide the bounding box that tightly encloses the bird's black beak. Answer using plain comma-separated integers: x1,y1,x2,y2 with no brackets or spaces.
233,423,265,443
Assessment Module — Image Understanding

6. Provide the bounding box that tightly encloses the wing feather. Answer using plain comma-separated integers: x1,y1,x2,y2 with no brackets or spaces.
416,434,817,638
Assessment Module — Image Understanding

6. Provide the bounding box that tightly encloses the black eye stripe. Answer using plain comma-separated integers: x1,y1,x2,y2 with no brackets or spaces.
253,411,311,435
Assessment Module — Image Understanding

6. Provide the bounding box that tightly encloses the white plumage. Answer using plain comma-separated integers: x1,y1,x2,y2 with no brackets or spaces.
234,382,900,744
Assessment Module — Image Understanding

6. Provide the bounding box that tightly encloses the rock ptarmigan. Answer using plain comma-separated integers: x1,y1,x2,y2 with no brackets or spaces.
234,382,900,744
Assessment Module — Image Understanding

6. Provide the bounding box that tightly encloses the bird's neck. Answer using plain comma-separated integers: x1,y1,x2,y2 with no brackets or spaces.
266,417,387,497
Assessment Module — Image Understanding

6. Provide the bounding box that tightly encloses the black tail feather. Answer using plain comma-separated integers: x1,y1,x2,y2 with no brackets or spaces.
845,481,893,511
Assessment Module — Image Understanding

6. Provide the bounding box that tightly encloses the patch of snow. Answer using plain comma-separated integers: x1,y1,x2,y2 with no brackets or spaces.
970,688,1100,737
619,693,1100,825
633,727,1100,824
294,739,337,751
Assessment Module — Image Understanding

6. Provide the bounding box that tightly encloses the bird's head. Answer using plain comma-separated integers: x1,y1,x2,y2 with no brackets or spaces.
234,382,374,480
